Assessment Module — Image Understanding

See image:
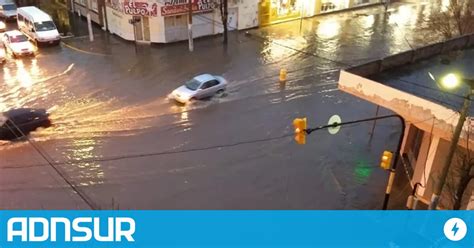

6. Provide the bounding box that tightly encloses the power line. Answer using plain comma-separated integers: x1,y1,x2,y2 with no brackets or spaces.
4,132,293,168
4,119,98,210
3,114,388,170
393,78,472,102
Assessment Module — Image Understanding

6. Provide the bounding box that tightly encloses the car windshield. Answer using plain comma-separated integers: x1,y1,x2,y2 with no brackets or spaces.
3,4,16,11
34,21,56,32
185,79,202,91
10,34,28,43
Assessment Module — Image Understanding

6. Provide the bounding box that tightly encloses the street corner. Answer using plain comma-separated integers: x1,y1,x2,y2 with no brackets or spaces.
60,35,113,57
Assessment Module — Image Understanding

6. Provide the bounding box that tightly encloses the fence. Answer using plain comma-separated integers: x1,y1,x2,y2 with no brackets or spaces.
347,33,474,77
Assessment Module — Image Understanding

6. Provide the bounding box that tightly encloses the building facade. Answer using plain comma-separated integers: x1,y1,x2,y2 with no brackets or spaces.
258,0,384,26
70,0,107,27
338,70,474,209
101,0,258,43
69,0,388,43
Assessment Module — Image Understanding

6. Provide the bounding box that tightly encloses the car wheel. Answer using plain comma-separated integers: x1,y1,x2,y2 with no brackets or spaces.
216,89,224,94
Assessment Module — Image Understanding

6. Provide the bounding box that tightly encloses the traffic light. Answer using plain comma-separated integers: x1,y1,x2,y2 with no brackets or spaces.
380,150,393,170
293,118,307,145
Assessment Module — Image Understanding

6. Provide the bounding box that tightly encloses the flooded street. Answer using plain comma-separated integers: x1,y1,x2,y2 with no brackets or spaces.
0,1,443,209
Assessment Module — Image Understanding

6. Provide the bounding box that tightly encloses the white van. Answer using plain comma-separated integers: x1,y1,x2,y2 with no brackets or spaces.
17,6,60,45
0,0,17,20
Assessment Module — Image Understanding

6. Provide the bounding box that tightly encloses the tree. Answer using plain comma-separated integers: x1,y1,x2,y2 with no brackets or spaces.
429,0,474,40
443,145,473,209
219,0,228,44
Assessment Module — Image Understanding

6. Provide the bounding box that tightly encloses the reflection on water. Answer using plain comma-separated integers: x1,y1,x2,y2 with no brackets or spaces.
260,37,307,63
0,58,43,111
353,159,372,185
361,15,375,29
388,5,415,26
316,19,341,39
61,138,105,186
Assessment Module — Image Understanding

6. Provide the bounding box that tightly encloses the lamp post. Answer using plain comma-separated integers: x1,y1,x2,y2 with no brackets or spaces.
428,73,474,210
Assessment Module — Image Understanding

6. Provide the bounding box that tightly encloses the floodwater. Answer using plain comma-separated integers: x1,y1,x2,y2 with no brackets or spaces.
0,0,443,209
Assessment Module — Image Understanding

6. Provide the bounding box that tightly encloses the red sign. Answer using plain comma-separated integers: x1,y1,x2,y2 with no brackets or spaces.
123,1,158,17
161,0,214,17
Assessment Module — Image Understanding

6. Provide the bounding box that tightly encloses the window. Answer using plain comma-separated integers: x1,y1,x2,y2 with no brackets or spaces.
411,128,423,160
4,4,17,11
34,21,57,31
185,79,202,91
406,126,424,166
91,0,98,11
9,34,28,43
165,15,187,27
201,80,219,89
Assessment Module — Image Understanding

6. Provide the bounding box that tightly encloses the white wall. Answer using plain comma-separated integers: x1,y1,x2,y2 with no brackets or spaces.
149,15,165,43
235,0,258,29
106,0,258,43
106,6,134,41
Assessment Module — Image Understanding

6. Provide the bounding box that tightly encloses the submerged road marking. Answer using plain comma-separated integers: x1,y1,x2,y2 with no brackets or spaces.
36,64,75,83
61,41,110,57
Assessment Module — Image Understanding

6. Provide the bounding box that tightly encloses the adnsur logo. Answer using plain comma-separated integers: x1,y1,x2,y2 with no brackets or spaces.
7,217,135,242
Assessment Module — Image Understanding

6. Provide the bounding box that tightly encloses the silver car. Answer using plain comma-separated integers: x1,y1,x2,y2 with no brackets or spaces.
171,74,227,103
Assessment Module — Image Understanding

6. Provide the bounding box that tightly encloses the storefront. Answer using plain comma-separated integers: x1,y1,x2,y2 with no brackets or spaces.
259,0,384,26
104,0,258,43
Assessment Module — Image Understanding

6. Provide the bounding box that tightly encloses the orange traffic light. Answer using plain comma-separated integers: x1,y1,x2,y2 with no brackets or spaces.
380,150,393,170
293,118,307,145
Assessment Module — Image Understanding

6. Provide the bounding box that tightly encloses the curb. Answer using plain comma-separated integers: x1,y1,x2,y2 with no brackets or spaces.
60,41,110,57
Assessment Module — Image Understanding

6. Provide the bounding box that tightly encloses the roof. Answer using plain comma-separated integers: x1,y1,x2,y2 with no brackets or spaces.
193,74,215,82
17,6,52,22
5,29,25,37
370,48,474,116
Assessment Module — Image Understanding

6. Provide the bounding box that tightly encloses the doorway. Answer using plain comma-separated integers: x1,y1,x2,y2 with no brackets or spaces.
133,16,151,42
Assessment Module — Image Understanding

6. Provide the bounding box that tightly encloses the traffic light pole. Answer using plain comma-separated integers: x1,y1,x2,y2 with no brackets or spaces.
304,114,405,210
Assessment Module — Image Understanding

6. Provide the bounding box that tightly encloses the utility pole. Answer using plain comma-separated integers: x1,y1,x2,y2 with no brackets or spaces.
429,85,473,210
384,0,390,13
188,0,194,52
223,0,228,44
87,13,94,42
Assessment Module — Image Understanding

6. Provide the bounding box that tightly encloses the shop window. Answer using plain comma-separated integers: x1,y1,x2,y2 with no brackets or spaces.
275,0,297,17
321,0,350,12
165,15,187,27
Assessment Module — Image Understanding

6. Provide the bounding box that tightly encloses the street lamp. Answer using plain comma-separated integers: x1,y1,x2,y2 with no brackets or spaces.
427,72,474,210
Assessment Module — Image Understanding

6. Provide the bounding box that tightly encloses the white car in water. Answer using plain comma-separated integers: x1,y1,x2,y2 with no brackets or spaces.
170,74,228,104
0,21,6,32
2,30,35,57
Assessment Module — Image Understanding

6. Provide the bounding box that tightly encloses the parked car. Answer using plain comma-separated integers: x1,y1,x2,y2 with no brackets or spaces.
2,30,35,57
0,20,6,32
170,74,228,104
17,6,60,45
0,108,52,140
0,0,17,20
0,46,5,63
